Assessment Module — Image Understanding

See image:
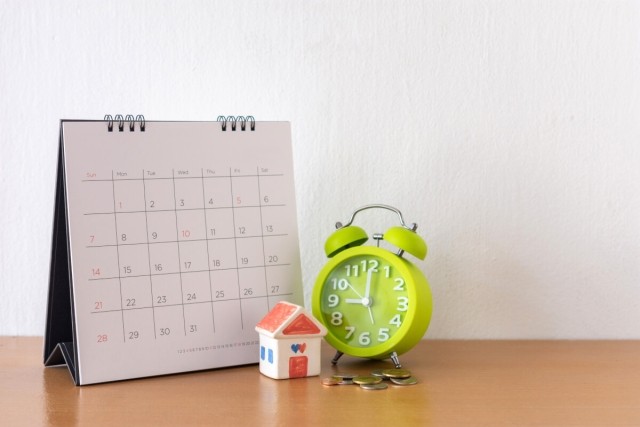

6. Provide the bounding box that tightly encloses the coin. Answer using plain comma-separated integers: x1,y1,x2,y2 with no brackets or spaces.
390,376,418,386
322,377,340,386
353,375,383,385
332,374,357,381
360,383,388,391
331,376,354,385
382,368,412,379
370,369,387,379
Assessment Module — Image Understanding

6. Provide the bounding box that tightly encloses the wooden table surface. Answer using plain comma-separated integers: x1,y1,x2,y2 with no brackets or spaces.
2,337,640,426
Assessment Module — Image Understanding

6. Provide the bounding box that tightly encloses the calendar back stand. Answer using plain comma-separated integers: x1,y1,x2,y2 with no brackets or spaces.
45,117,304,385
44,135,79,380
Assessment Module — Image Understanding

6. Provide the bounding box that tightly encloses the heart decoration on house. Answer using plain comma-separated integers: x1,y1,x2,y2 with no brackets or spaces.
291,343,307,354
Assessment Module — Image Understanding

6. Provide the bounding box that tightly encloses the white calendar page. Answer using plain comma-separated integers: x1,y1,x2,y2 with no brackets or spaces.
61,121,302,384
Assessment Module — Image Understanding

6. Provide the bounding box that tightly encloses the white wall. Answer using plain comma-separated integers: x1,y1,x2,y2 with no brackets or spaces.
1,1,639,338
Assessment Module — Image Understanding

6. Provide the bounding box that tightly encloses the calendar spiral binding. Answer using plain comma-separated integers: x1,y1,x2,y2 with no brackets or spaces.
104,114,146,132
102,114,255,132
217,115,256,132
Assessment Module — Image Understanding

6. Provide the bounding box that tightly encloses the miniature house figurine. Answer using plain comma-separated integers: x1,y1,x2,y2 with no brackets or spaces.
255,301,327,379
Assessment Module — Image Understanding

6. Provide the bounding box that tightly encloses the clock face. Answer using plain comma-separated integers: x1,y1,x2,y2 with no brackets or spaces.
313,246,427,358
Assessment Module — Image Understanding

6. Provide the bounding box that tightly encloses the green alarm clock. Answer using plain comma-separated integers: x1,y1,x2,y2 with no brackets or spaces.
312,204,432,368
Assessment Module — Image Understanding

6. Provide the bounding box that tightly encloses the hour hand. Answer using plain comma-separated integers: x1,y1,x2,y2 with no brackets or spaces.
345,298,364,304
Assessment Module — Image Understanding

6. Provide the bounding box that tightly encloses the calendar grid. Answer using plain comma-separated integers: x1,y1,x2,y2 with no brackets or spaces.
84,205,287,216
201,169,217,333
171,169,188,335
90,291,295,315
141,169,159,338
110,171,127,342
81,173,286,183
87,263,293,282
228,168,244,329
85,234,290,249
85,167,296,342
256,166,270,299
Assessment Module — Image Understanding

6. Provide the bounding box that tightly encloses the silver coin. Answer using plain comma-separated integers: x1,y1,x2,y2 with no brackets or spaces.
360,383,388,391
390,376,418,386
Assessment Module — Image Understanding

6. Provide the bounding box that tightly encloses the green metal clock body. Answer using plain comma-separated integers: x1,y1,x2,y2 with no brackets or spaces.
312,245,432,360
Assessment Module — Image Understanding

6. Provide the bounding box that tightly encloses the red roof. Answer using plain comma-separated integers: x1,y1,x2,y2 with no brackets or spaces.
255,301,326,338
256,302,297,333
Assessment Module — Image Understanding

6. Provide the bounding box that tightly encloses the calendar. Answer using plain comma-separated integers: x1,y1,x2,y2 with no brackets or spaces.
45,116,303,385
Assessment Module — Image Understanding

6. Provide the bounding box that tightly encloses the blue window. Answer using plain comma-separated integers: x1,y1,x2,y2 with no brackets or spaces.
260,346,266,361
268,349,274,364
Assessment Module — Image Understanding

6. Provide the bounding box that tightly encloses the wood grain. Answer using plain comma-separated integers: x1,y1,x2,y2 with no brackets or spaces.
2,337,640,426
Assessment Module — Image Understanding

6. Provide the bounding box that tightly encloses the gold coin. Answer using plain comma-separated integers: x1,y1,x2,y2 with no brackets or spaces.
322,377,340,386
353,375,383,385
382,368,412,379
332,374,357,381
370,369,387,379
390,376,418,386
360,383,388,391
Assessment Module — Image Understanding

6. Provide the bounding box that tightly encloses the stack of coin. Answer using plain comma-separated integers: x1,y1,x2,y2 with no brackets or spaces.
380,368,418,385
321,368,418,390
353,375,387,390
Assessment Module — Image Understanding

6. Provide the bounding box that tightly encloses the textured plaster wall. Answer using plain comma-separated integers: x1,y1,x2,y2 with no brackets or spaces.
1,1,639,337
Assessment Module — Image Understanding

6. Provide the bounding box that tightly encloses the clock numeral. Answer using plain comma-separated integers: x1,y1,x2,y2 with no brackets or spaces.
397,297,409,312
389,314,402,327
327,294,339,308
344,264,359,277
331,311,343,326
393,278,405,291
358,332,371,346
378,328,390,342
360,259,379,273
345,260,381,276
384,265,391,278
331,278,349,291
345,326,356,340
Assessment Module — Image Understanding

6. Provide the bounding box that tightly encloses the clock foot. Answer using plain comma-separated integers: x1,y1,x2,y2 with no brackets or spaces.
390,352,402,368
330,351,344,365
